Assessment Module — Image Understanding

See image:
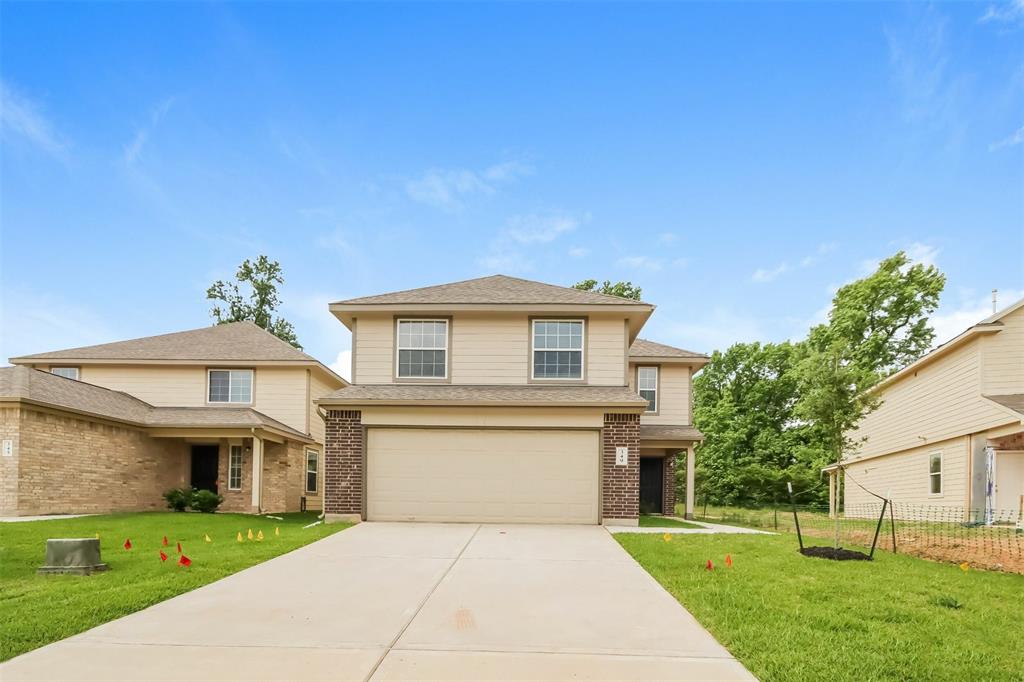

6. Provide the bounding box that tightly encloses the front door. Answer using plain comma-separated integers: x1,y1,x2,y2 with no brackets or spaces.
190,445,219,493
639,457,664,514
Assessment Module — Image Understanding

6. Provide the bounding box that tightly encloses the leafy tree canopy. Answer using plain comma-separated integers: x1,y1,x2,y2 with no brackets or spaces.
206,255,302,349
572,279,643,301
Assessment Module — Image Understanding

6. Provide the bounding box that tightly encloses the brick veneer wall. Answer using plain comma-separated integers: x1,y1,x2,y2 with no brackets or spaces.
5,406,188,516
261,439,306,513
662,452,677,516
1,407,21,515
324,410,363,517
602,413,640,521
218,439,254,513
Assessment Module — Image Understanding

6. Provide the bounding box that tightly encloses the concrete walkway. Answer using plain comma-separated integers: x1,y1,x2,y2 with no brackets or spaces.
606,518,774,535
0,514,94,523
2,522,754,681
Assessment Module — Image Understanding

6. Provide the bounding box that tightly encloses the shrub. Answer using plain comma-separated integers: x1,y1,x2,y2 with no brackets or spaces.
190,489,224,514
163,487,192,512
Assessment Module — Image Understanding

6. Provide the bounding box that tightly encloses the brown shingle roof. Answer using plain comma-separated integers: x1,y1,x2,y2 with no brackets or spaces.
331,274,652,307
985,394,1024,417
629,338,708,359
10,321,323,364
0,366,312,441
639,424,704,442
319,383,649,407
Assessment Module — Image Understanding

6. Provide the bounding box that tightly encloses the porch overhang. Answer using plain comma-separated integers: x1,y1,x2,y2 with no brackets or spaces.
639,424,703,449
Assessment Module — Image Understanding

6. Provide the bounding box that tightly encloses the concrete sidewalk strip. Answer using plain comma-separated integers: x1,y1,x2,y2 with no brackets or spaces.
2,522,755,682
606,519,773,535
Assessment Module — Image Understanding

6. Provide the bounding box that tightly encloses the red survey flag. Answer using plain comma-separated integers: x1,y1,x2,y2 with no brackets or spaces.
178,554,192,567
725,554,733,568
162,536,168,547
705,559,714,571
159,551,168,562
176,542,182,554
123,538,132,550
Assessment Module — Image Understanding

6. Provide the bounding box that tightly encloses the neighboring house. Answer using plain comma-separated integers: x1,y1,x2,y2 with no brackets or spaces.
2,322,346,516
834,298,1024,520
317,274,709,526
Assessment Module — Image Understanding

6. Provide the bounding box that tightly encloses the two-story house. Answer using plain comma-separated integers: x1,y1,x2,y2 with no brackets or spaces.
2,322,346,516
317,275,708,526
835,298,1024,521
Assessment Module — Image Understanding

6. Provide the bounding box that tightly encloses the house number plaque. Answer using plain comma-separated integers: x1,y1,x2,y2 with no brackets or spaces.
615,446,629,466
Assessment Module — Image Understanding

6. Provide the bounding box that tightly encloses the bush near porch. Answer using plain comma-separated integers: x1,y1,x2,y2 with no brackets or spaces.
0,512,349,662
617,532,1024,682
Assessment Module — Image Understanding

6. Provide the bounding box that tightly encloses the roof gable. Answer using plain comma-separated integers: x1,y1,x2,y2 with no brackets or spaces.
331,274,652,307
629,338,707,360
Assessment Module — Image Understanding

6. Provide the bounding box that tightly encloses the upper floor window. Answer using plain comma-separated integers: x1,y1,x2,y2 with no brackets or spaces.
208,369,253,404
929,452,942,495
397,319,448,378
50,367,79,380
637,366,658,412
532,320,584,379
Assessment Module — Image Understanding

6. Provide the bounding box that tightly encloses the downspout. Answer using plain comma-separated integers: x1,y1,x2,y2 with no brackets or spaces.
250,428,264,515
316,405,329,520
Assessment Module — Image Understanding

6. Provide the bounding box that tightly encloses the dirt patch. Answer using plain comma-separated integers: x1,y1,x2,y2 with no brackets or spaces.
800,546,872,561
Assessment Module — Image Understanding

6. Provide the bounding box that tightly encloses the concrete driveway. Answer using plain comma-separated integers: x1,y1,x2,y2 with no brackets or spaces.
3,523,754,681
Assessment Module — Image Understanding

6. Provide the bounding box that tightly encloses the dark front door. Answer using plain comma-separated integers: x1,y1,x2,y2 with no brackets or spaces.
190,445,219,493
639,457,664,515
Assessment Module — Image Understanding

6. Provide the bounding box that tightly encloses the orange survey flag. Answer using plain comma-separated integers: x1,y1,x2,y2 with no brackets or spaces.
178,554,192,567
705,559,714,571
123,538,132,551
162,536,168,547
725,554,733,568
159,551,168,562
176,542,182,554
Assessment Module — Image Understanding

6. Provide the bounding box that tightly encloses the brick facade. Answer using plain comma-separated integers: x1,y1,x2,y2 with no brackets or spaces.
1,405,188,516
662,452,677,517
324,410,363,518
602,412,640,522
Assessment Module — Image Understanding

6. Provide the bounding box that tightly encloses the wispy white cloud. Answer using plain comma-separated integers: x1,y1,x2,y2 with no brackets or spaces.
0,287,119,361
979,0,1024,25
800,241,839,267
329,350,352,382
990,124,1024,151
123,96,176,166
568,246,590,259
668,308,767,354
752,262,791,283
904,241,940,268
477,211,584,273
617,255,664,272
0,80,68,160
405,160,532,210
929,288,1024,347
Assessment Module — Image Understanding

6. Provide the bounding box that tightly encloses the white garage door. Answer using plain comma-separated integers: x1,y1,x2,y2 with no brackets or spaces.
366,428,600,524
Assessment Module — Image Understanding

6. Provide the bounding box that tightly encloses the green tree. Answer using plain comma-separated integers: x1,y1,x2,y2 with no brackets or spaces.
206,255,302,349
692,341,828,506
572,279,643,301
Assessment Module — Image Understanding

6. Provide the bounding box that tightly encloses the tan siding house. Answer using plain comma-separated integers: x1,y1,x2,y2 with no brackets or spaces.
318,275,709,526
839,299,1024,520
3,322,346,516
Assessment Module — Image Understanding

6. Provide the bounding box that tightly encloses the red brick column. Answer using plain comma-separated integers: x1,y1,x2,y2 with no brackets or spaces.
324,410,363,522
602,413,640,523
662,453,677,517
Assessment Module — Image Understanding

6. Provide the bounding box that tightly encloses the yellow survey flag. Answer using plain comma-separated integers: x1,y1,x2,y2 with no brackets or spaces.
256,529,264,541
275,527,280,537
663,533,672,542
204,534,212,543
95,533,100,539
959,562,969,572
247,528,254,540
237,532,244,542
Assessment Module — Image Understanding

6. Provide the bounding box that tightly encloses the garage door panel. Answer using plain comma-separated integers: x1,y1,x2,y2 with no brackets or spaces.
367,428,599,524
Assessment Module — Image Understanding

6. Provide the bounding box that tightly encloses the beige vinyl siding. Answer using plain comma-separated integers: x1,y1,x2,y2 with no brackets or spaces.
851,339,1016,460
629,363,692,425
844,435,969,511
352,312,630,385
981,306,1024,396
308,371,336,445
251,367,307,434
352,314,394,384
78,366,208,406
361,406,606,428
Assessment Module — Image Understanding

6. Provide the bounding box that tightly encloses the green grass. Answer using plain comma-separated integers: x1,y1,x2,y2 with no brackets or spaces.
638,515,703,529
0,512,349,661
617,533,1024,682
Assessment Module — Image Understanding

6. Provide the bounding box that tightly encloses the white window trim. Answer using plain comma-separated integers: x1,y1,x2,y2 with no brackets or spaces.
638,366,658,413
395,318,449,380
928,451,943,496
305,449,319,494
50,367,79,380
531,319,586,381
228,444,243,491
206,368,254,405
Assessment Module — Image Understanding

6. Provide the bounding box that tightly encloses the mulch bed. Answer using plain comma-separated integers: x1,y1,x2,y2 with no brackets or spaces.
800,546,872,561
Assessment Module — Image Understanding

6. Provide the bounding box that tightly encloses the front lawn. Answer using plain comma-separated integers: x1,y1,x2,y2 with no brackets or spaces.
0,512,349,661
617,533,1024,682
638,515,703,529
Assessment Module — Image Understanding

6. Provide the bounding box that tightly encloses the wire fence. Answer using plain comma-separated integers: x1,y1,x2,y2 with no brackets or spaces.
691,501,1024,573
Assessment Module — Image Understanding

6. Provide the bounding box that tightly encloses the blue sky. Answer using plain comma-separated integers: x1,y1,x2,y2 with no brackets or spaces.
2,2,1022,378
